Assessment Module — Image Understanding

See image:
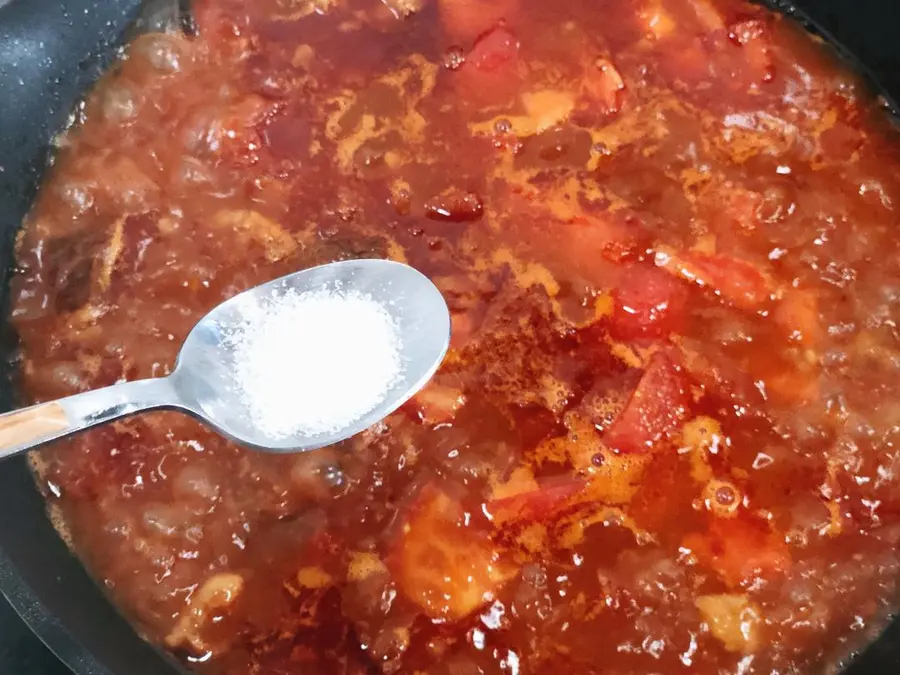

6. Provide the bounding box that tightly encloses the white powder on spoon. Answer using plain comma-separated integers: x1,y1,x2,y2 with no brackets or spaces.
229,288,403,438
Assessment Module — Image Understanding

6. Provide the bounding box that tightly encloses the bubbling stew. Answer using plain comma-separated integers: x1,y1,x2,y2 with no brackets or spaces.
11,0,900,672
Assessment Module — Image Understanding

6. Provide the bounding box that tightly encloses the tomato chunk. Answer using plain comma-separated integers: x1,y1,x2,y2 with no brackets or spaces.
467,27,519,72
450,311,475,351
391,486,516,621
610,265,688,340
439,0,520,43
456,27,522,106
684,515,790,587
603,350,690,454
656,249,776,311
711,185,764,234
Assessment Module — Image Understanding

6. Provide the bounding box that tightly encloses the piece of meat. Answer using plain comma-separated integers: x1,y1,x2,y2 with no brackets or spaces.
166,572,244,653
684,515,790,587
211,209,298,262
695,593,763,653
100,156,162,213
390,485,517,621
44,227,108,314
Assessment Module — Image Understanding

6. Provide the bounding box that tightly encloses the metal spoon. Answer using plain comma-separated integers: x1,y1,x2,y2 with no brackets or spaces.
0,259,450,459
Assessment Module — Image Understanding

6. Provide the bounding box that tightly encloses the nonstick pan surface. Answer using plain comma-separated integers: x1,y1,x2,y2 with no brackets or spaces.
0,1,897,673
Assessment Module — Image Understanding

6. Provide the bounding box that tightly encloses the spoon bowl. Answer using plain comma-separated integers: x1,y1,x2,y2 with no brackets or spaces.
0,259,450,459
174,259,450,451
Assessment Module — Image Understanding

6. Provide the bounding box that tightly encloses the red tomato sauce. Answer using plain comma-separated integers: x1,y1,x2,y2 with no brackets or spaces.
10,0,900,672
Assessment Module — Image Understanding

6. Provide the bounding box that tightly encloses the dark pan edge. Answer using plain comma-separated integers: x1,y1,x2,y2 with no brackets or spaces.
0,540,113,675
749,3,900,672
0,0,186,673
763,0,900,119
0,0,898,673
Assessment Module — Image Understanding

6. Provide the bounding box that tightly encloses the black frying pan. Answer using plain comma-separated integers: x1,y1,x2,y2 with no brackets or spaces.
0,1,898,673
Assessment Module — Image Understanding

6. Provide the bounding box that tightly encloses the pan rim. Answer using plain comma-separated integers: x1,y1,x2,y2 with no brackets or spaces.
0,0,898,673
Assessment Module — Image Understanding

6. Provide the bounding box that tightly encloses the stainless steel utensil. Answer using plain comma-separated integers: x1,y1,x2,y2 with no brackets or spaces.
0,259,450,458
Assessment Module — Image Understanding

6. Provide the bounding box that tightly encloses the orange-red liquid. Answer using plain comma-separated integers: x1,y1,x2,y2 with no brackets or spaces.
11,0,900,672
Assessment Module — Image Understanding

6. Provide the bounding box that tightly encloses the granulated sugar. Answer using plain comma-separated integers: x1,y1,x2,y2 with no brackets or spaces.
229,288,403,438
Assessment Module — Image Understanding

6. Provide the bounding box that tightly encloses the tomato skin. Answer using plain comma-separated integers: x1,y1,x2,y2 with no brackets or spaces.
468,27,519,72
657,249,775,311
611,265,688,340
604,350,690,454
439,0,521,43
488,476,587,526
455,27,522,106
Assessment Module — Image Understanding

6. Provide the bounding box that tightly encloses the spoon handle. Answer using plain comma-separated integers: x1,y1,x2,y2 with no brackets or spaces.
0,377,180,460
